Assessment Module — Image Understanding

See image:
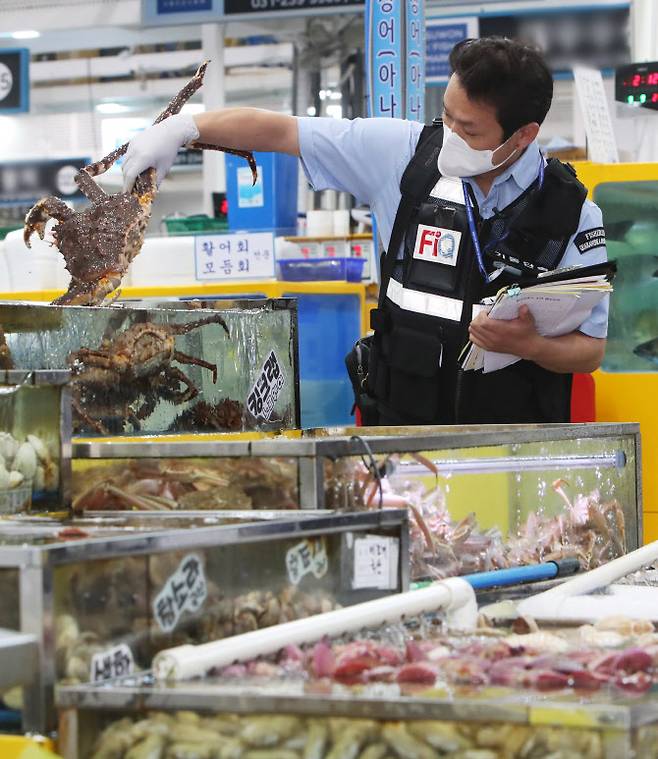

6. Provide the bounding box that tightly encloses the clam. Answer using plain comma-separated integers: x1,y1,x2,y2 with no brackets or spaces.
0,460,10,490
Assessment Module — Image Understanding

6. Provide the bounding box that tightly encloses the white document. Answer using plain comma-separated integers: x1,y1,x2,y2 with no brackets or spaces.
462,274,612,374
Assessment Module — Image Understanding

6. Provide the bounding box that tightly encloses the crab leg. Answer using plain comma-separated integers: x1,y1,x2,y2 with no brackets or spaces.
81,61,258,186
170,314,230,338
173,351,218,384
71,397,109,436
53,272,123,306
190,140,258,186
24,196,74,246
160,366,200,403
74,168,108,203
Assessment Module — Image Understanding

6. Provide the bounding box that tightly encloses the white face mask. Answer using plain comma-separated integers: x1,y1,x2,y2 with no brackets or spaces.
437,123,519,178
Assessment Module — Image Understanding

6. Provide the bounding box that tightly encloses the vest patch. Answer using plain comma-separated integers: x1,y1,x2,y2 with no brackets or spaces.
413,224,461,266
429,176,464,204
574,227,606,254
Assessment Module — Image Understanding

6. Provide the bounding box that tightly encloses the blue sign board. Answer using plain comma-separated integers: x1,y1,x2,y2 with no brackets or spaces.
0,48,29,115
366,1,403,118
405,0,424,122
426,21,469,82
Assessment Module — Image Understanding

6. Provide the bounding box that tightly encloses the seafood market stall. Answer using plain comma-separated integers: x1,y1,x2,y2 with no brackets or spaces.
0,298,300,436
0,509,408,732
71,423,641,580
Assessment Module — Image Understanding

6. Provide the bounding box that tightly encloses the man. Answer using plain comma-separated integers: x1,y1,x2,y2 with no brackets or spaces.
122,37,608,425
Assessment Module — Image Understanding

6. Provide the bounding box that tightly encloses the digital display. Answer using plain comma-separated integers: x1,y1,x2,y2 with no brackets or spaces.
615,61,658,110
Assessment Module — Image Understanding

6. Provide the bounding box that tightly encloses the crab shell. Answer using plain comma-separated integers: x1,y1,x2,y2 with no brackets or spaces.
54,191,153,284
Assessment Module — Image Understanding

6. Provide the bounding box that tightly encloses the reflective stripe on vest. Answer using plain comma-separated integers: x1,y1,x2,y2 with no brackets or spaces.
387,278,464,321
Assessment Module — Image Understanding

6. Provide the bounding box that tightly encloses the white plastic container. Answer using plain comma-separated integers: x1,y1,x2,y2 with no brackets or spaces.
5,226,70,292
129,235,196,287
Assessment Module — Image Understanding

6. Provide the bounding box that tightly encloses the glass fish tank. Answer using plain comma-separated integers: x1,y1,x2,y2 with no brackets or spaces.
0,298,299,436
0,370,71,513
593,180,658,372
69,424,640,582
0,509,407,732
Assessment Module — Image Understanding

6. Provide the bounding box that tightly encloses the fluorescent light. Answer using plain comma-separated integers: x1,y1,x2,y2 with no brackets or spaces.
11,30,40,39
181,103,204,115
96,102,131,114
306,106,316,116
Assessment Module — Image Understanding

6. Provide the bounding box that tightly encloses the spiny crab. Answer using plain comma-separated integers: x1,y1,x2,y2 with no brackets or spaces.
68,314,230,434
23,61,257,306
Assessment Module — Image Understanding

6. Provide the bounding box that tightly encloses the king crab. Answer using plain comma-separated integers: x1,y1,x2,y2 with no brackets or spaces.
68,314,230,434
23,61,257,306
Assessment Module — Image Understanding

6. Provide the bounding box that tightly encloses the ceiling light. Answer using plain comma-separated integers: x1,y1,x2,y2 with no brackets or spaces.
11,30,40,39
96,102,131,115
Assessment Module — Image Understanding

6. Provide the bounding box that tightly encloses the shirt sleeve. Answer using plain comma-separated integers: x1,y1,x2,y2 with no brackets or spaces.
556,199,609,339
297,116,422,207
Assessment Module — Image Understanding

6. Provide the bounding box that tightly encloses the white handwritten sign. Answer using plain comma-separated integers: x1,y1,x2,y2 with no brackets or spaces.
246,350,286,421
286,537,329,585
353,535,399,590
153,553,207,633
194,231,275,281
573,65,619,164
90,643,134,683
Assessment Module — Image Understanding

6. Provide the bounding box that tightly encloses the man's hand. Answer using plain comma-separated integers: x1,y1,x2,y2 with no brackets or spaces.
468,304,540,360
468,304,607,373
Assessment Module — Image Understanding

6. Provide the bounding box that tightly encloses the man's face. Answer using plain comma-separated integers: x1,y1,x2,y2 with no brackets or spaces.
442,74,519,167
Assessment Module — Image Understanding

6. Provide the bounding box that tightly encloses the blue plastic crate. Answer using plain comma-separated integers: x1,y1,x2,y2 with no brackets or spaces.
277,257,365,282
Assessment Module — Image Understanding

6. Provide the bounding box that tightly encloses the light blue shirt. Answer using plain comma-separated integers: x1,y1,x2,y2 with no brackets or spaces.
298,116,608,338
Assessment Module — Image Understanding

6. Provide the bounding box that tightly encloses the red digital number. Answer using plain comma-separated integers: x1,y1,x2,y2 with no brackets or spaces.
648,72,658,86
652,93,658,103
632,74,642,87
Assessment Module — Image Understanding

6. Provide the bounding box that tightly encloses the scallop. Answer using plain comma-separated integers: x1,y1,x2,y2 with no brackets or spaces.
27,434,51,464
13,442,38,480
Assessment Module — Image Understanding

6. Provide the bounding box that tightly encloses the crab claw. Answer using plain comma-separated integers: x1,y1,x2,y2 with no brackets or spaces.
24,196,73,248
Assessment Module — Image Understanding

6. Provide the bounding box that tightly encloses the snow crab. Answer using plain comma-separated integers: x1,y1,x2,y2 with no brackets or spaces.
23,61,257,306
68,314,230,434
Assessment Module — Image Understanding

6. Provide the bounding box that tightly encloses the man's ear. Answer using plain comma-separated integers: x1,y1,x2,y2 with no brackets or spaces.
516,122,540,150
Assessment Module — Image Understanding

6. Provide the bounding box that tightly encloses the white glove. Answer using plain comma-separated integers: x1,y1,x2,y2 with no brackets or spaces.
122,113,199,192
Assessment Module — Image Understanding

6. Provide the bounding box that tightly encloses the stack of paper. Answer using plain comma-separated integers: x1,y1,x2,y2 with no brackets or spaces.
461,264,614,374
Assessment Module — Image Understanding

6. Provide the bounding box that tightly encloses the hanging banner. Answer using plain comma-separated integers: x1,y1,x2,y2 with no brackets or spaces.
0,49,29,115
426,18,478,84
405,0,425,122
366,0,404,119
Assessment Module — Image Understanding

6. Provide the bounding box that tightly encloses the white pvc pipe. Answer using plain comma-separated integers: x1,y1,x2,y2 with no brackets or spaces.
518,539,658,618
153,577,477,681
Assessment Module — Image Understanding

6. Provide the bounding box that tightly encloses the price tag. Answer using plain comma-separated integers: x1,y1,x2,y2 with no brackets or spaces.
153,553,207,633
286,537,329,585
353,535,399,590
246,350,285,421
90,643,134,683
194,231,275,281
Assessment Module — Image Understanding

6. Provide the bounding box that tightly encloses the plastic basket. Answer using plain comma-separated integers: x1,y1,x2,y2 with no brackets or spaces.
277,257,365,282
0,483,32,515
164,216,229,236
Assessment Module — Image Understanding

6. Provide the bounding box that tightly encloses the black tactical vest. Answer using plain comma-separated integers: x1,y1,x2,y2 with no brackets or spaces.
367,122,588,426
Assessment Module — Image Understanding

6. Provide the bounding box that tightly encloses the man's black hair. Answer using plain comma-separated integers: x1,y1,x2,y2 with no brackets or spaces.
449,37,553,139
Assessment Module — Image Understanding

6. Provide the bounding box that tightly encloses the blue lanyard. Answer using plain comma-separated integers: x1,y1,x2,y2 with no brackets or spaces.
462,157,545,282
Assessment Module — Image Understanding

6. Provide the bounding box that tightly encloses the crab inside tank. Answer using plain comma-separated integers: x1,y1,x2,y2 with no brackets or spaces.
0,300,298,436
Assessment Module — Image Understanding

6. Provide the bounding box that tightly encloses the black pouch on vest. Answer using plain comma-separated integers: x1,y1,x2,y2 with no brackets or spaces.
345,335,379,426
